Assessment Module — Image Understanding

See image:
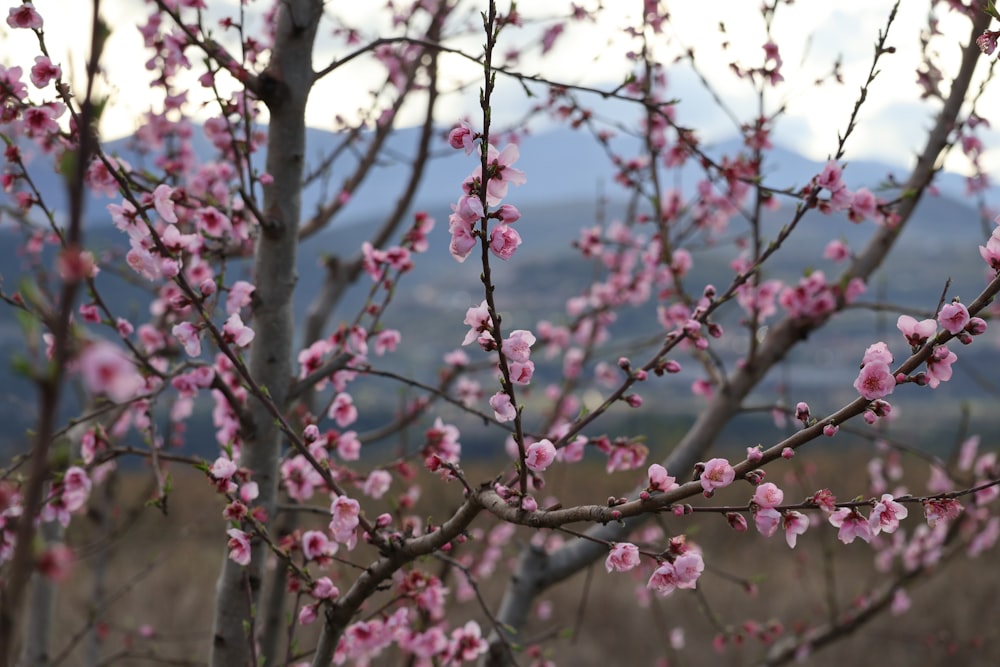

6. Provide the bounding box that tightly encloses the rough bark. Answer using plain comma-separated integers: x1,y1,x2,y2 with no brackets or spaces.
209,3,322,666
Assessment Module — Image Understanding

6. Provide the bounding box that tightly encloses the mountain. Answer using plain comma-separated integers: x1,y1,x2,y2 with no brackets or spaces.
1,124,996,458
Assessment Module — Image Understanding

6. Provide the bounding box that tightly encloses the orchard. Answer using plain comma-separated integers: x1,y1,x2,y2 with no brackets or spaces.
2,1,1000,665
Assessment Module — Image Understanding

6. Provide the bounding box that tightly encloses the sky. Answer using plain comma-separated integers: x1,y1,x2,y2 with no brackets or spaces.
1,1,998,178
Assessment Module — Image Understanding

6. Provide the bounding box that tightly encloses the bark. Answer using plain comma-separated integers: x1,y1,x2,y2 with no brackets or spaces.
483,11,990,666
17,521,62,667
209,3,322,666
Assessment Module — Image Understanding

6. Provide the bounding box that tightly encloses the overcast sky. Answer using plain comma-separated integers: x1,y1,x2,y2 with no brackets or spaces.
2,1,997,178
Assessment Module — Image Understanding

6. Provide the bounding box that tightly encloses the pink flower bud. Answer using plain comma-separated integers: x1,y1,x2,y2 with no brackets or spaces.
726,512,748,532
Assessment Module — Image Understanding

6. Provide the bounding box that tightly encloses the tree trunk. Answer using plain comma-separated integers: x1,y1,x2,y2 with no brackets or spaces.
209,3,321,665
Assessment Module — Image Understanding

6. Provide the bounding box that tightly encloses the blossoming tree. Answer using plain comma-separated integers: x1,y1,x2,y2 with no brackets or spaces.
2,0,1000,665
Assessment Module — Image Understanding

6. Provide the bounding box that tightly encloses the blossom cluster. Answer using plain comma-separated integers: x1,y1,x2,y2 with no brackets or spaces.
446,123,526,263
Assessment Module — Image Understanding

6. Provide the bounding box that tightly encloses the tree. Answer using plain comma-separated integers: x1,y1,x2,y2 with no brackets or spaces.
2,0,1000,665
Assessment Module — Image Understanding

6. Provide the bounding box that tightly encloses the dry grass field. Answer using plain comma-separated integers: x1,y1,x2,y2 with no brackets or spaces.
39,446,1000,667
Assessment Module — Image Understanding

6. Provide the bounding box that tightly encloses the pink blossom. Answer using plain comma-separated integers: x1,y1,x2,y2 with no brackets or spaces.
606,440,648,473
448,121,475,154
752,482,784,509
699,458,735,494
828,508,873,544
226,528,251,565
938,302,970,335
541,23,564,54
29,55,60,88
448,195,483,262
36,544,74,582
240,482,258,504
462,300,491,346
897,315,936,347
525,439,556,472
691,378,714,399
754,508,781,537
647,463,678,492
979,233,1000,270
298,604,317,626
226,280,255,315
501,329,536,363
489,223,522,260
647,552,704,596
196,207,230,237
312,576,339,600
823,239,850,262
869,493,908,535
373,329,401,355
172,322,201,357
328,392,358,427
363,470,391,499
152,184,178,223
402,627,449,659
969,516,1000,557
924,345,957,388
480,144,527,205
854,361,896,400
210,457,237,480
448,219,477,262
848,188,877,222
79,303,100,324
817,160,844,192
496,339,528,372
6,3,43,29
79,341,144,403
281,456,323,502
335,430,361,461
861,341,893,365
301,530,336,561
60,466,92,512
495,204,521,224
448,621,488,662
489,391,517,422
223,313,255,347
783,511,809,548
891,589,911,616
23,105,61,136
923,498,963,527
979,29,1000,56
726,512,748,532
605,542,641,573
812,488,837,512
329,495,360,546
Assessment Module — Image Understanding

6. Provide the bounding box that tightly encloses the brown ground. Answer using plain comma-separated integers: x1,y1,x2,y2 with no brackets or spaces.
33,448,1000,666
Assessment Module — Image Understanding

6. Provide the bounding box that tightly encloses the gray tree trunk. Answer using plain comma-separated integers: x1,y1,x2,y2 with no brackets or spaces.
209,2,322,665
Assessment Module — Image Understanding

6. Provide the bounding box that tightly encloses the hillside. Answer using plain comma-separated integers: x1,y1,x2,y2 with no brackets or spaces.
1,126,998,459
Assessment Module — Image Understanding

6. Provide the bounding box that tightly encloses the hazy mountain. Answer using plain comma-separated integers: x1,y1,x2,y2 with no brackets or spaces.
1,124,996,458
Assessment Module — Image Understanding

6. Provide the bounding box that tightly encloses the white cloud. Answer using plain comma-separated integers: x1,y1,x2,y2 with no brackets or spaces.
2,0,995,183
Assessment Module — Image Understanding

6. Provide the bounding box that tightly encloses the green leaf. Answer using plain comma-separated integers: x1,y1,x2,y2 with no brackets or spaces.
57,150,79,185
9,353,34,379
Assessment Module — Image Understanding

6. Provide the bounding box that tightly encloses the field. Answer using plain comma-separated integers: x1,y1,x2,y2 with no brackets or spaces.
40,445,1000,667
